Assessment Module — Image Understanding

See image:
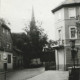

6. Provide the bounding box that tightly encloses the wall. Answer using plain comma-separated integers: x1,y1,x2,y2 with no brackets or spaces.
53,4,80,70
0,51,13,70
0,24,13,52
55,48,66,70
66,46,73,68
66,45,80,69
0,23,13,70
6,52,13,69
58,49,65,70
64,6,80,46
54,8,66,46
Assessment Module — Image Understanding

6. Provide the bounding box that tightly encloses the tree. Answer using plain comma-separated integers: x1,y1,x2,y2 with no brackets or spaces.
11,33,27,50
42,40,55,62
12,8,48,67
23,8,48,65
24,21,48,60
11,22,47,67
11,32,31,67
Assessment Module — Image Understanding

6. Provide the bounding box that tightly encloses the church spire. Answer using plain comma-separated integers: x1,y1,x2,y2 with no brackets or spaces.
30,6,36,31
31,6,35,23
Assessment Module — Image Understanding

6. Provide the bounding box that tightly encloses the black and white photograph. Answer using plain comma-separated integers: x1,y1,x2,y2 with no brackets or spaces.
0,0,80,80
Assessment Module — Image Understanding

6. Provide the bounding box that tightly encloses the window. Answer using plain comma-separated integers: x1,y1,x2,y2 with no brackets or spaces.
7,43,11,49
8,55,11,63
0,54,1,60
71,28,75,38
7,30,9,35
0,38,1,47
3,28,5,33
0,41,1,47
58,30,62,40
68,8,76,19
58,12,61,20
69,26,77,39
57,11,62,20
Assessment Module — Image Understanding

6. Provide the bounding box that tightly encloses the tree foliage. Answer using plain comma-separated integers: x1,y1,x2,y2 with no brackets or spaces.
11,33,27,50
24,21,48,59
11,21,48,67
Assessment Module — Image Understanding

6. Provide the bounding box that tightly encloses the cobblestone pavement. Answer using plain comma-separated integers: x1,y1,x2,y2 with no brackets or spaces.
0,67,45,80
27,70,69,80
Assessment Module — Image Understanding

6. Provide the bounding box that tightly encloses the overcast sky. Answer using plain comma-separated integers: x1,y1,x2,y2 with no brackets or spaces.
0,0,64,40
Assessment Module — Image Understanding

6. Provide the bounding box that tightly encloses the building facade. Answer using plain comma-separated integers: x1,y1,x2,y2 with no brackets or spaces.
52,0,80,70
0,20,13,70
13,48,23,69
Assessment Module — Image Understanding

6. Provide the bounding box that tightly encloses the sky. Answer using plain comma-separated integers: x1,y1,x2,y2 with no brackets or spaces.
0,0,64,40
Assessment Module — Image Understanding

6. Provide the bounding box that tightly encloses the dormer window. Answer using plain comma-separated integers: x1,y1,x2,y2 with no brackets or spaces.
68,8,76,19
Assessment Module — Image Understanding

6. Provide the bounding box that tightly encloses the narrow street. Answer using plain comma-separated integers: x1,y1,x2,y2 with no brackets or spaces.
0,68,69,80
27,70,69,80
0,67,45,80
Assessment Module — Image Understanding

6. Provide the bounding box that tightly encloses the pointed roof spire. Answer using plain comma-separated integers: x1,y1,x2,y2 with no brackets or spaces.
31,6,35,23
30,6,36,31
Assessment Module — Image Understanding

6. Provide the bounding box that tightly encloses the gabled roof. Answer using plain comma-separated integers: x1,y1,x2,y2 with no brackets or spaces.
52,0,80,13
2,23,10,31
0,18,10,31
1,24,10,30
